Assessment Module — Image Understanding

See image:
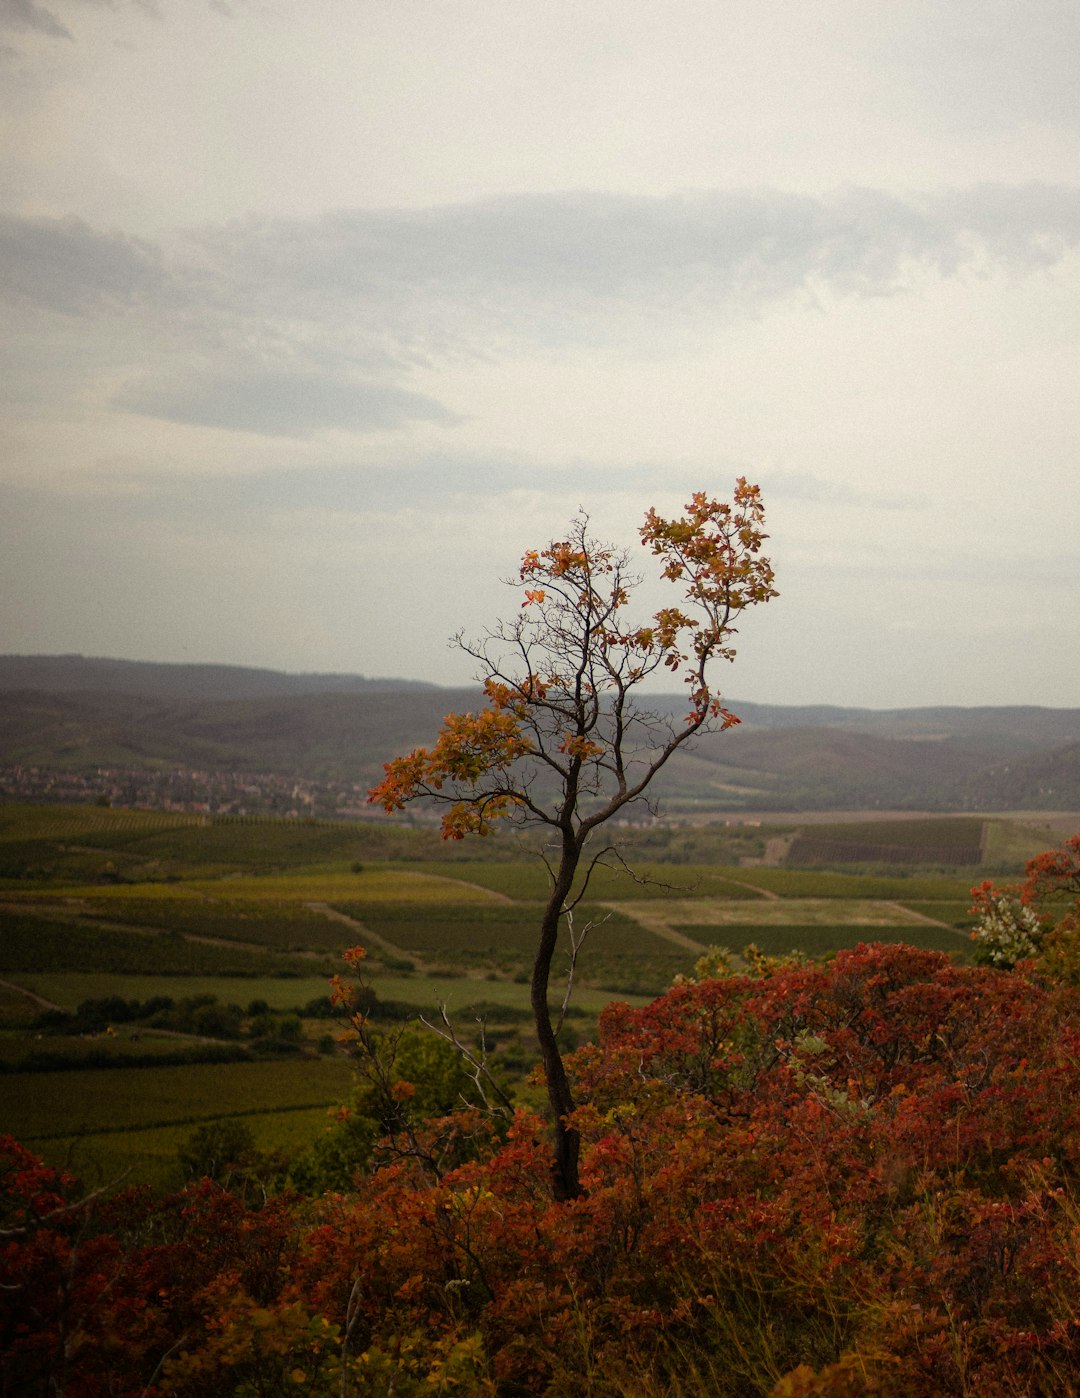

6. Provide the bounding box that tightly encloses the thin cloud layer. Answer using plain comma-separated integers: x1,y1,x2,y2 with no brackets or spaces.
8,187,1080,327
0,213,165,312
113,368,456,437
0,0,73,40
3,185,1080,437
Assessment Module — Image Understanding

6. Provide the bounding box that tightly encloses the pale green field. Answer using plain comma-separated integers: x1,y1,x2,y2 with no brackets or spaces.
610,896,947,929
1,1057,354,1143
9,868,506,905
9,969,647,1017
12,972,338,1011
41,1105,338,1190
727,869,974,899
368,973,650,1014
981,818,1072,869
188,870,507,903
416,860,763,901
0,805,204,842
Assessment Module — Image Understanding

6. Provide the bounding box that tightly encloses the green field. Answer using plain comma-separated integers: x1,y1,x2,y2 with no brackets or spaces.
0,1057,355,1189
786,816,986,868
677,923,970,959
2,1057,353,1140
0,802,1048,1188
898,900,977,929
0,910,333,977
0,805,206,842
7,868,503,904
43,896,356,952
727,867,975,899
41,1107,338,1191
363,973,650,1016
5,972,338,1012
414,858,763,901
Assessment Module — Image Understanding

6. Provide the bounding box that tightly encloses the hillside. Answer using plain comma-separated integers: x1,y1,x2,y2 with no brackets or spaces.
0,654,437,701
2,655,1079,813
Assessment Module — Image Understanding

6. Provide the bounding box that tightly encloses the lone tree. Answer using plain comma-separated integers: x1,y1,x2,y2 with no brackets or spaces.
368,480,777,1200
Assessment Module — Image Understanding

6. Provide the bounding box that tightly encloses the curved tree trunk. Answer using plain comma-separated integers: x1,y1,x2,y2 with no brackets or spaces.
531,836,582,1201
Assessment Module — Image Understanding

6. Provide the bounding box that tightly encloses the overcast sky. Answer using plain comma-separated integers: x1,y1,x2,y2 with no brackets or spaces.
2,0,1079,709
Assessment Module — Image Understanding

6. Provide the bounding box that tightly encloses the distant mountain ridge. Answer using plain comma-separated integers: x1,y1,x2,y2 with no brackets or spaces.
2,655,1078,812
0,655,437,701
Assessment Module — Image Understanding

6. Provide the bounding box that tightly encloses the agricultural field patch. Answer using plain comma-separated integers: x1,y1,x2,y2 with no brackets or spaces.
37,1106,338,1191
87,814,470,869
785,817,986,868
980,818,1072,871
57,896,350,952
730,867,974,900
332,900,665,955
75,817,373,865
331,899,691,992
676,923,970,960
2,1055,354,1189
415,859,763,902
567,862,766,901
578,950,697,996
897,900,978,929
0,1031,252,1070
185,870,505,904
2,880,209,903
362,973,650,1017
1,1056,353,1144
0,910,329,978
403,860,555,900
614,896,941,929
0,804,203,844
0,866,504,905
8,973,337,1013
0,841,170,887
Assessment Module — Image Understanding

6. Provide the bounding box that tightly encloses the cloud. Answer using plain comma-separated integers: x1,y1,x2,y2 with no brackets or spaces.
113,367,457,436
0,212,165,313
0,0,166,42
930,183,1080,267
0,0,72,40
1,453,585,517
884,0,1080,135
9,186,1080,333
5,184,1080,434
762,469,925,512
190,185,1080,324
9,453,928,526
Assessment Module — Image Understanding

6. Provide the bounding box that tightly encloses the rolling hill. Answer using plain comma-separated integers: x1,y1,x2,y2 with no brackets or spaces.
2,655,1078,813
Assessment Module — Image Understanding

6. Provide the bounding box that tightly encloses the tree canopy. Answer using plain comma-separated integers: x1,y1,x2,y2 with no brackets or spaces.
369,481,777,1198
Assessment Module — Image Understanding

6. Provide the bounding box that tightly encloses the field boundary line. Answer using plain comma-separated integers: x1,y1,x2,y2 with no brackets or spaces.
598,903,708,952
2,901,340,969
394,870,514,903
305,901,427,967
21,1100,340,1143
720,876,780,901
0,976,64,1011
882,900,968,936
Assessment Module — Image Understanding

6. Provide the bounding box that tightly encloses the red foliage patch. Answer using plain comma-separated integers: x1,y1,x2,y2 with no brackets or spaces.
5,940,1080,1394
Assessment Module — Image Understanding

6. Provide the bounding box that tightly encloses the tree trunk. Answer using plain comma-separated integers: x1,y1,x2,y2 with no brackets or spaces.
531,839,582,1201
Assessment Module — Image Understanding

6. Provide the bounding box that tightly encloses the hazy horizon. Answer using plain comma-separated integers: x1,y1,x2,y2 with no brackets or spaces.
2,2,1078,709
5,650,1080,716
